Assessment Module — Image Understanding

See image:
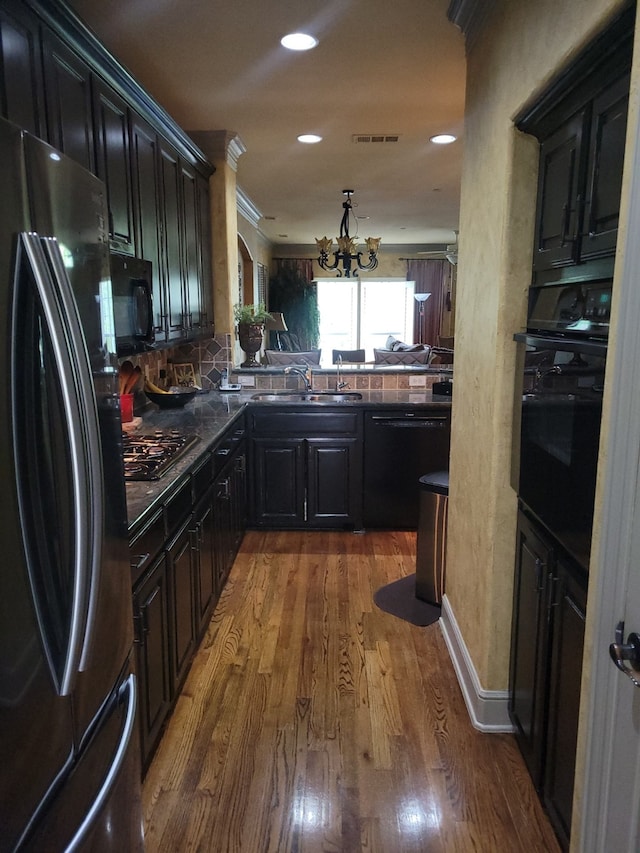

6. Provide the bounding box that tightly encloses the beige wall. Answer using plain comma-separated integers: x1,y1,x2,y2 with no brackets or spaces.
448,0,625,691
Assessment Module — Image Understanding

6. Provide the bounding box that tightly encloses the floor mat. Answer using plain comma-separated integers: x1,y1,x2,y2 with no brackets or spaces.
373,573,441,627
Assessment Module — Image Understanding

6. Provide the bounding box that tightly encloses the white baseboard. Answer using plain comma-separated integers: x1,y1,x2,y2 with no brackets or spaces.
439,594,514,733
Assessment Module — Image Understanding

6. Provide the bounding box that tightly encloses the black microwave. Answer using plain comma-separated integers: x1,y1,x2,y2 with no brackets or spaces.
110,253,154,355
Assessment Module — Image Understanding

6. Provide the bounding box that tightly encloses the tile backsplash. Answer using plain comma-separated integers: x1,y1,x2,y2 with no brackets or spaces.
122,335,452,400
122,334,232,391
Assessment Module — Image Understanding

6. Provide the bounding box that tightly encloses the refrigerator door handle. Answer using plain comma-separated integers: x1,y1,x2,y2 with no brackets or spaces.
65,673,138,853
40,237,105,673
16,233,102,696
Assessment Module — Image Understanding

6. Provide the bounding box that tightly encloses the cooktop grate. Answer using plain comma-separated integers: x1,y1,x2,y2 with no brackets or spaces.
122,430,200,481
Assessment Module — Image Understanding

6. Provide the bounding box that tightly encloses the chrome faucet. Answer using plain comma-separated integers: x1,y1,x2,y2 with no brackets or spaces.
284,365,313,391
335,355,349,391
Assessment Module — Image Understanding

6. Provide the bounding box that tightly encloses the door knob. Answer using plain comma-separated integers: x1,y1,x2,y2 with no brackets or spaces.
609,620,640,688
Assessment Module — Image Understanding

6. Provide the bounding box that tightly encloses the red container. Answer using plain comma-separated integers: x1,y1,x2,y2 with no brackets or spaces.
120,393,134,423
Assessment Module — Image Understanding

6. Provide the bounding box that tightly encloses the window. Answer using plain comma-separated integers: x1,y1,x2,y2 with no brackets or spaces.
316,278,415,363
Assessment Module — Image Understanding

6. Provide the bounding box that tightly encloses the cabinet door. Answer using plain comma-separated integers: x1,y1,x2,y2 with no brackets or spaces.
193,491,216,636
213,473,233,589
0,0,44,137
159,141,186,341
42,31,94,172
133,555,172,771
230,451,247,554
581,73,629,261
93,79,134,253
533,110,588,270
544,556,586,848
130,116,165,341
253,438,306,527
307,438,362,528
509,511,553,789
197,171,214,334
181,161,202,334
167,520,197,694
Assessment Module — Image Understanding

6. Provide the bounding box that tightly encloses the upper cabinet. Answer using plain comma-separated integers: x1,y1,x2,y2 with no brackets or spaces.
517,4,633,281
0,0,44,137
0,0,214,348
581,75,629,261
93,79,135,254
42,29,94,172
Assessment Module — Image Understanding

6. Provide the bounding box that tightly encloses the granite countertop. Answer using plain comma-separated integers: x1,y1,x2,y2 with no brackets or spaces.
125,388,453,531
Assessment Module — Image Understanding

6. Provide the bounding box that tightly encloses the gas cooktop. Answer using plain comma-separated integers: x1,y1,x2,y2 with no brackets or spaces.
122,430,200,481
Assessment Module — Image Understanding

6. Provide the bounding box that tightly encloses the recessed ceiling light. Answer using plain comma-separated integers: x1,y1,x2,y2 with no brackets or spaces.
281,33,318,51
297,134,322,144
430,134,457,145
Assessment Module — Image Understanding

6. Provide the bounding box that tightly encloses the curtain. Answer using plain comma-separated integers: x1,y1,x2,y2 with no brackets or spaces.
406,259,447,346
270,258,320,350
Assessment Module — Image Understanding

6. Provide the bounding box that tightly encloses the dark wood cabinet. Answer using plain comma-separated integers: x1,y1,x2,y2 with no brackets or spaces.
532,110,588,271
307,438,362,527
41,31,94,173
92,79,135,253
158,140,186,341
193,488,217,636
518,9,632,279
130,115,165,341
509,511,552,788
129,419,247,772
509,508,586,851
166,517,197,694
197,171,214,335
0,0,44,137
253,438,306,526
1,0,214,346
250,408,363,529
132,552,171,772
543,551,586,850
581,74,629,261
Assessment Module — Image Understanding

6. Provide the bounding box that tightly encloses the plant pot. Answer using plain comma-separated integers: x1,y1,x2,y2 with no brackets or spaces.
237,322,264,367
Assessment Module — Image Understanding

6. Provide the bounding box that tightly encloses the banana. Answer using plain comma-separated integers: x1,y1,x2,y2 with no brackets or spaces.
144,379,170,394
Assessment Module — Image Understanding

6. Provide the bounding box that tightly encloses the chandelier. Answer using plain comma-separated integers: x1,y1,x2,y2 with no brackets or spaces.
315,190,381,277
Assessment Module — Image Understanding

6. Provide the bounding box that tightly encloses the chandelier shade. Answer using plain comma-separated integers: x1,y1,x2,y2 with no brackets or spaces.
316,190,380,277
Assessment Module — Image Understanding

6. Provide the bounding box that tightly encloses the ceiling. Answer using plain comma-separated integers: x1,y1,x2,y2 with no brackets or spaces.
69,0,467,250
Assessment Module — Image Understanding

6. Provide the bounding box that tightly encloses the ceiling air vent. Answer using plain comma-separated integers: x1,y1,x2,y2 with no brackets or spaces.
352,134,400,144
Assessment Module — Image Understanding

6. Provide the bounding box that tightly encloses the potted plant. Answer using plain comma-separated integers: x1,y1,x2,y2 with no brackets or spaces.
234,303,272,367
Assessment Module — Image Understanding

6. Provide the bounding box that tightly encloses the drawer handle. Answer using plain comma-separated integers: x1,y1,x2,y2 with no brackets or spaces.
131,553,150,572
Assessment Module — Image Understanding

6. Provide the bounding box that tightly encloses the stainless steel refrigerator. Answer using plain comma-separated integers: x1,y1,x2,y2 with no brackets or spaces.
0,117,144,851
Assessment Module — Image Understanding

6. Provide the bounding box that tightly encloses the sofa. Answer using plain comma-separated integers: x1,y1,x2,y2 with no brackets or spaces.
373,336,432,364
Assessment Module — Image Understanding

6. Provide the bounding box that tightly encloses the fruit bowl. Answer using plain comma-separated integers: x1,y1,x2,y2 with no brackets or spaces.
145,389,197,409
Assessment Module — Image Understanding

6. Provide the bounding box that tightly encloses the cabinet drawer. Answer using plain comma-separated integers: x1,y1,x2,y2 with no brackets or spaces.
130,508,165,585
192,451,213,504
164,475,192,536
250,409,360,435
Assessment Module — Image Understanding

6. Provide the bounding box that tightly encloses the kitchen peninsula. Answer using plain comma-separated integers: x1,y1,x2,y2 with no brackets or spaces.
126,386,452,769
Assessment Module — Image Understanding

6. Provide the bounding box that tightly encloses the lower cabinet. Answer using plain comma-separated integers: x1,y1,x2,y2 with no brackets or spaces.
509,508,586,851
250,408,363,529
130,425,247,773
166,517,197,695
132,551,171,771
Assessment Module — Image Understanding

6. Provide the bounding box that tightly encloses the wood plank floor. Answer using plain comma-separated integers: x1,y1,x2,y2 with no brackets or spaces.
142,530,560,852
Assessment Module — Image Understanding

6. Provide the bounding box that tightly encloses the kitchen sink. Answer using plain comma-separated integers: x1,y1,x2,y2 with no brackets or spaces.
251,391,363,403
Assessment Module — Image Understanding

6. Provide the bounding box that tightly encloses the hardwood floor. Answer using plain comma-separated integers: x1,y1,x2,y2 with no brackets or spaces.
142,530,560,852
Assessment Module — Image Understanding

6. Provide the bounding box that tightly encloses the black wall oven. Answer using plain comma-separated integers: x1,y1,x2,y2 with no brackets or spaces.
514,279,609,572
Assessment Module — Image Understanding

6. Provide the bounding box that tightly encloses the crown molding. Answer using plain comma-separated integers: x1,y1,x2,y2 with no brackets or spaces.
189,130,246,171
447,0,495,51
237,186,262,228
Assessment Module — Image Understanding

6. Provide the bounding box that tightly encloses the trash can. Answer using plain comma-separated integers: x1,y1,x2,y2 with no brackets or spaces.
415,471,449,605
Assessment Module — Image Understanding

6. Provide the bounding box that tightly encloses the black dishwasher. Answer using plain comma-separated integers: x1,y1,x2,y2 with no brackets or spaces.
363,409,451,528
